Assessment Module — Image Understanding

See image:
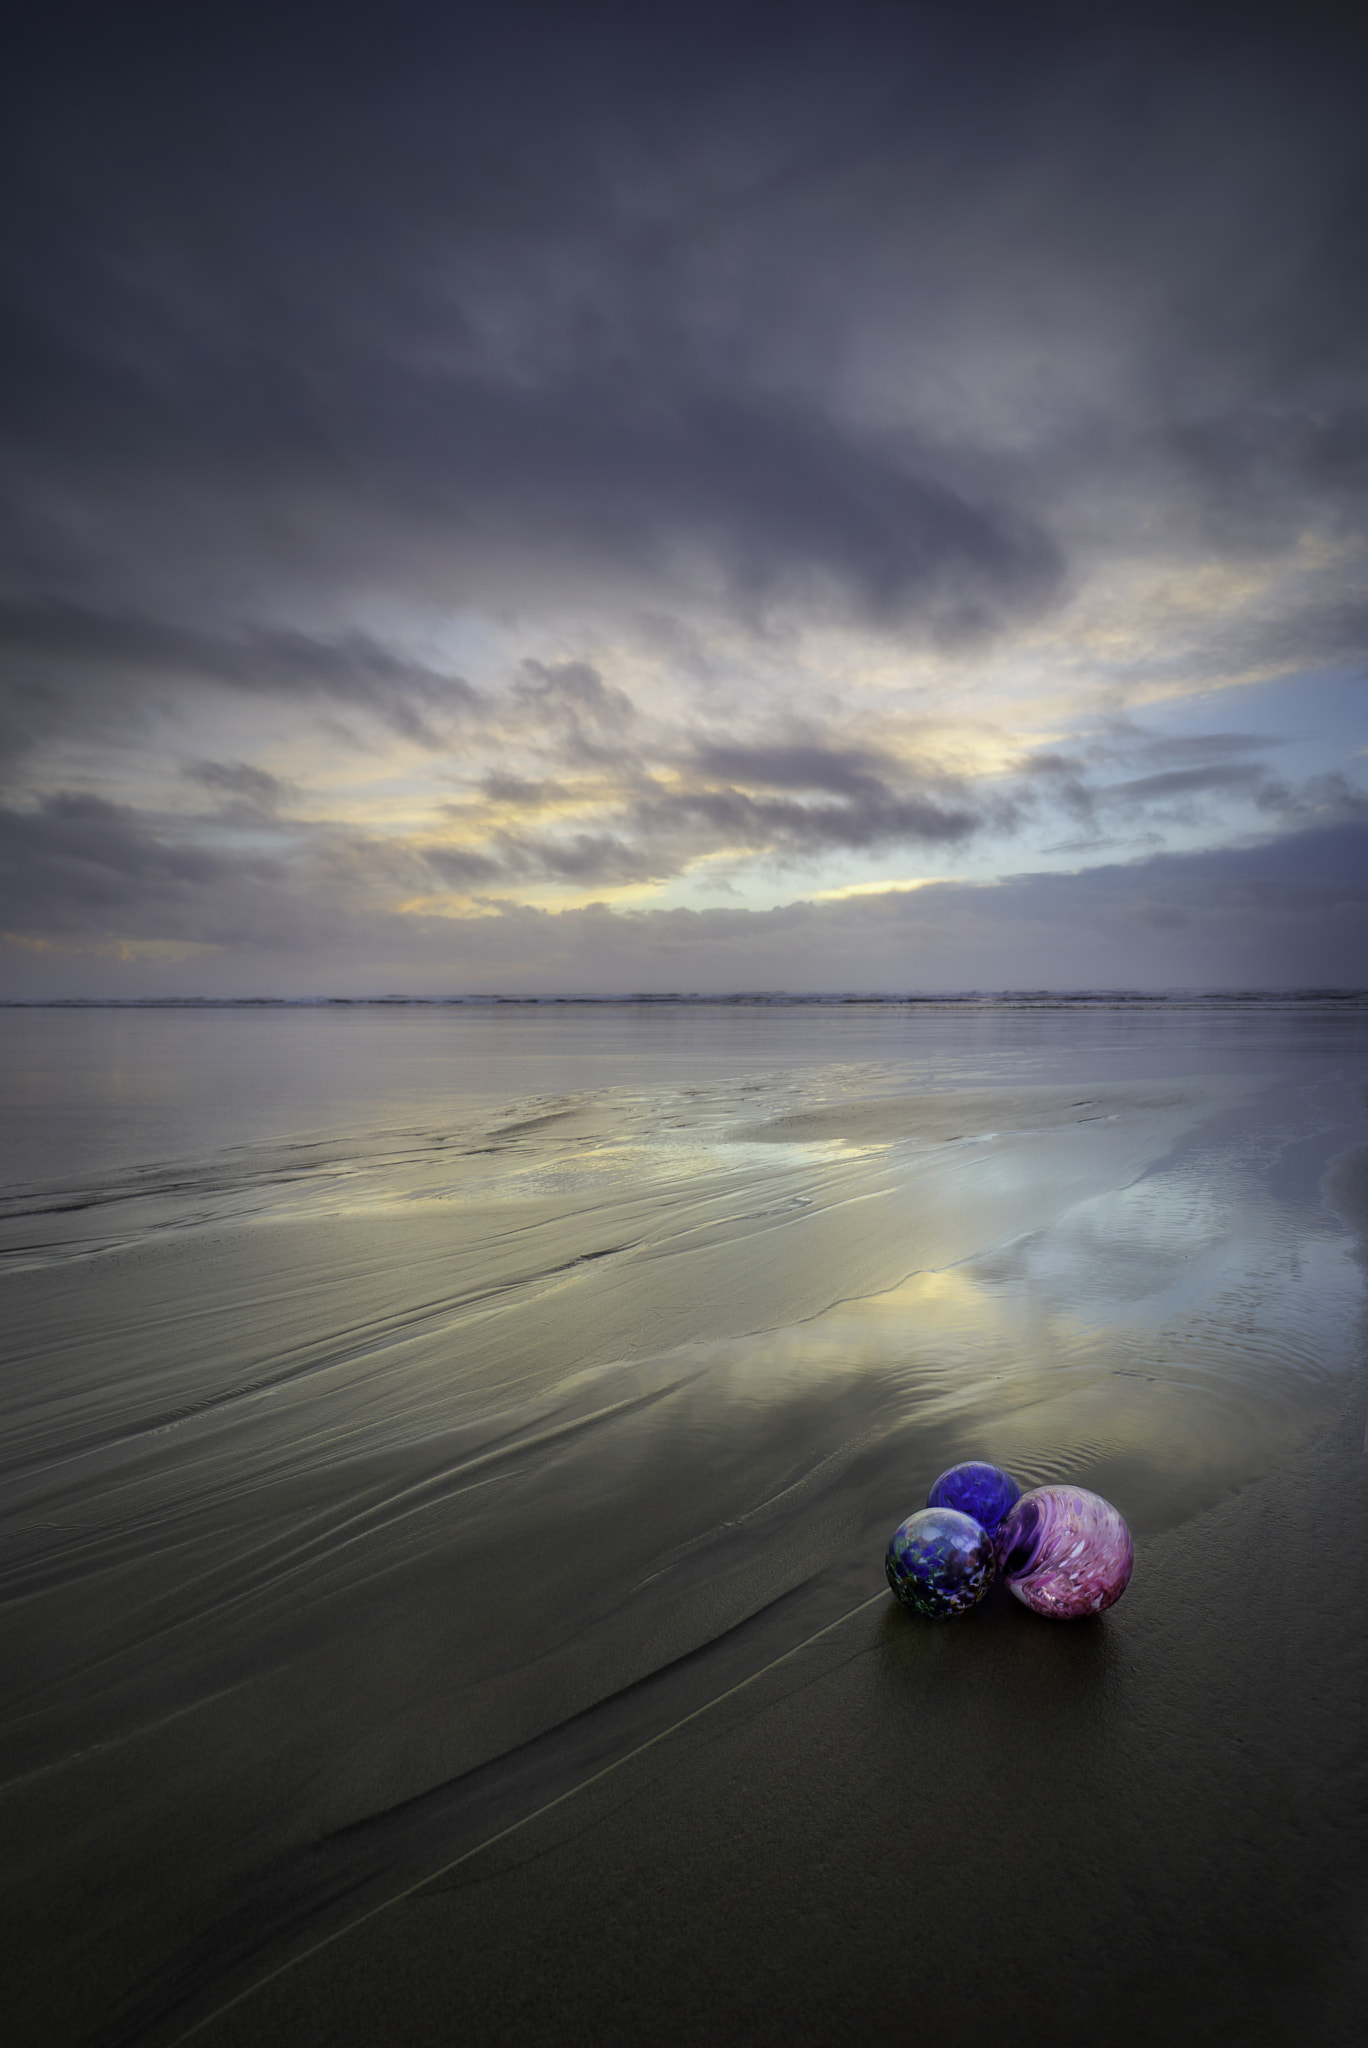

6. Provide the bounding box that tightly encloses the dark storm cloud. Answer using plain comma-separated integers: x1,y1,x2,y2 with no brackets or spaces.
6,0,1362,657
0,793,276,934
0,600,479,756
3,364,1063,635
0,2,1069,642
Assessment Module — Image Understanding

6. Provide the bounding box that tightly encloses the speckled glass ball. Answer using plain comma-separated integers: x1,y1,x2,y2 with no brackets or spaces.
926,1460,1022,1536
885,1506,997,1619
996,1485,1134,1618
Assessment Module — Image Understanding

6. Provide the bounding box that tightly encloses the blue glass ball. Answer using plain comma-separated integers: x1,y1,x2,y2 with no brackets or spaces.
885,1506,997,1619
926,1460,1022,1536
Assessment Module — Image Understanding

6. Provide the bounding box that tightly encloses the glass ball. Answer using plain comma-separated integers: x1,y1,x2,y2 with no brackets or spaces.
926,1459,1021,1535
885,1506,997,1619
996,1485,1134,1618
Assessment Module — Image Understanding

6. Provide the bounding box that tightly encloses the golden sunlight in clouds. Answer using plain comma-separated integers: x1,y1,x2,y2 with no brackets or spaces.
814,877,945,902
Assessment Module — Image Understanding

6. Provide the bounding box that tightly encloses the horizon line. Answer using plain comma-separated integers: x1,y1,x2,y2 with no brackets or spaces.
3,988,1366,1009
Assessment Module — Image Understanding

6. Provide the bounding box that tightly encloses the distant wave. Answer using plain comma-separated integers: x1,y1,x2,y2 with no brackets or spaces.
3,989,1366,1010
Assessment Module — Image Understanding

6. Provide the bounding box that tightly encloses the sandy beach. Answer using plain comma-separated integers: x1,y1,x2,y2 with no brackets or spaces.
184,1377,1368,2048
2,1002,1366,2046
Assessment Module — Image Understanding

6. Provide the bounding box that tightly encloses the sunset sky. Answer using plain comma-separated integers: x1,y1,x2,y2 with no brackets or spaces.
2,0,1365,995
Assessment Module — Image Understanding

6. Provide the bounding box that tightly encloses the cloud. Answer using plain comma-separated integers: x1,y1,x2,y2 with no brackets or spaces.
1255,597,1368,674
623,778,986,862
437,726,1006,885
1261,771,1368,824
432,705,1362,890
690,741,893,800
185,760,296,814
1102,764,1277,805
1132,733,1278,766
0,601,480,755
19,0,1364,641
0,792,274,935
5,811,1365,998
435,817,1368,995
2,2,1365,988
477,774,571,810
458,707,1360,885
507,660,641,761
498,831,665,885
422,844,512,888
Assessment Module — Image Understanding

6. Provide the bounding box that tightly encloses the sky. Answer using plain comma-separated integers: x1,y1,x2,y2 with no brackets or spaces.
2,0,1366,996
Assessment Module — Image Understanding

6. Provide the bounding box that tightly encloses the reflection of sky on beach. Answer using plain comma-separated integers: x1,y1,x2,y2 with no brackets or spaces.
993,1163,1354,1334
660,1113,1364,1534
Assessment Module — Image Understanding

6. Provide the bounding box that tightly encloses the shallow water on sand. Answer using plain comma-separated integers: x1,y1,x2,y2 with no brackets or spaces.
1,1000,1366,2045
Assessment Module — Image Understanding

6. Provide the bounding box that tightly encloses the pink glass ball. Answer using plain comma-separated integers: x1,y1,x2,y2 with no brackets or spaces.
996,1484,1134,1619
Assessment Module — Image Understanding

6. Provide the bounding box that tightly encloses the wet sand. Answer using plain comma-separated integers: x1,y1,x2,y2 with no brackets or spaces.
183,1385,1368,2048
2,1004,1366,2047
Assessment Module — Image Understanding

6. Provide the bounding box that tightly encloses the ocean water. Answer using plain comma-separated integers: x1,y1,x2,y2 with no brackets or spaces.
2,997,1366,2045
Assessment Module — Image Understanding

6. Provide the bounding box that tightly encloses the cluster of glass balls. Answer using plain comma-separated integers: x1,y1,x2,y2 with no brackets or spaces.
885,1461,1134,1622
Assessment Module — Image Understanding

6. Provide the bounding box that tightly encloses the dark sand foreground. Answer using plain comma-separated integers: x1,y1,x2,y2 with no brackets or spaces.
168,1377,1368,2048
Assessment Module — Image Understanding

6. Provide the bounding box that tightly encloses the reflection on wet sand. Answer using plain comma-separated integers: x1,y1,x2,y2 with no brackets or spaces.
0,1010,1365,2046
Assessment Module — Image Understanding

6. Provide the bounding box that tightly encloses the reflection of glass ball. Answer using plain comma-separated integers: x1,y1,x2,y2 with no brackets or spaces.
997,1486,1134,1618
885,1507,997,1619
926,1460,1021,1535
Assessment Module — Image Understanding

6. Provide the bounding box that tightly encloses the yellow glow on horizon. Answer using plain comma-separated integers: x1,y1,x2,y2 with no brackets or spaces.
813,875,947,902
499,879,671,913
394,877,672,917
393,892,509,918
